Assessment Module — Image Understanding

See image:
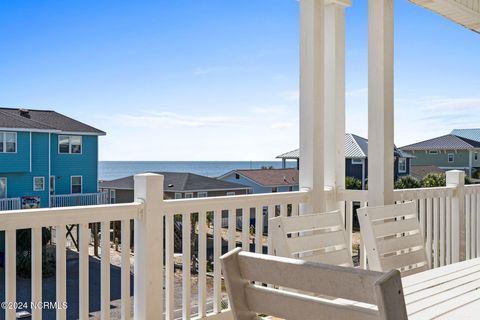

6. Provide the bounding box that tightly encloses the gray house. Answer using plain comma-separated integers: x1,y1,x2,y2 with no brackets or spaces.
277,133,414,189
401,134,480,177
99,172,251,203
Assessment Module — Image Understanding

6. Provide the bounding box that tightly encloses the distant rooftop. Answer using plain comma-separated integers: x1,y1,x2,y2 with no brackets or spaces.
410,165,445,180
451,129,480,143
99,172,250,192
0,107,105,135
219,168,299,187
401,134,480,150
276,133,413,160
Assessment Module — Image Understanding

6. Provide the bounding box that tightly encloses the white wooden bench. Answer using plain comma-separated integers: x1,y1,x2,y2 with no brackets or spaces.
269,210,352,266
357,201,429,276
220,248,408,320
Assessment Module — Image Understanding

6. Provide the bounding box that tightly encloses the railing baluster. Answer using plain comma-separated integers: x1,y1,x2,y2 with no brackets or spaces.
426,198,433,268
213,210,222,314
198,211,207,318
242,208,249,251
466,193,471,260
31,227,42,320
182,213,191,319
5,229,16,320
472,194,477,258
101,221,111,320
255,206,264,254
267,205,275,255
419,198,426,239
165,214,175,320
440,197,446,266
56,225,67,320
360,201,368,269
79,223,90,320
291,202,299,216
228,208,236,251
280,203,287,217
477,193,480,258
434,197,439,268
121,220,131,320
446,196,452,265
346,201,353,256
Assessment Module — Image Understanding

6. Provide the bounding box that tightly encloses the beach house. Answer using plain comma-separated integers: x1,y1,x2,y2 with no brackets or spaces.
0,107,106,209
218,168,299,194
276,133,414,189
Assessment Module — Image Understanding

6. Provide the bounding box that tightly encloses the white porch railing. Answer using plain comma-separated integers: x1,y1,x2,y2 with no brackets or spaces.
0,171,477,320
49,192,109,208
0,197,21,211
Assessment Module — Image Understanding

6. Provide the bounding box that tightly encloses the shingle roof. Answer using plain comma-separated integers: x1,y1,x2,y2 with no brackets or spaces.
276,133,413,160
401,134,480,151
99,172,250,192
0,107,105,135
410,165,445,180
225,168,299,187
451,129,480,143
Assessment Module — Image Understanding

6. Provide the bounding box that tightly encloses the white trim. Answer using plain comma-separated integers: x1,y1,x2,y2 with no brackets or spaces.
0,177,7,198
0,131,17,154
174,192,182,199
351,158,363,164
398,157,407,173
226,192,236,196
33,176,45,191
58,135,83,155
71,176,83,194
0,127,105,136
448,153,455,163
29,132,32,172
198,191,208,198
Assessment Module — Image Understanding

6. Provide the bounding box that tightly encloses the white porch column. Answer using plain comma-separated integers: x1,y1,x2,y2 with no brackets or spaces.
324,0,351,211
368,0,395,206
299,0,326,213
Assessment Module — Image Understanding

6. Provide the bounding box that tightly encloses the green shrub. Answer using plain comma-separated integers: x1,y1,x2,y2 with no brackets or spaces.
345,176,362,190
395,176,421,189
421,173,446,187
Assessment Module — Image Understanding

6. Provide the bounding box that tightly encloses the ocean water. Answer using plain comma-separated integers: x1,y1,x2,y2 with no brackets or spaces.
99,161,298,181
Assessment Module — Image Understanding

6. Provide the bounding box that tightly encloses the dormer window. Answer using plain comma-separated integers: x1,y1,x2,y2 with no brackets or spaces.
59,135,82,154
0,132,16,153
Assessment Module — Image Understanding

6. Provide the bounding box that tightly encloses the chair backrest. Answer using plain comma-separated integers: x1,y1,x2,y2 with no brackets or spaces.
269,210,353,267
221,248,408,320
357,201,429,276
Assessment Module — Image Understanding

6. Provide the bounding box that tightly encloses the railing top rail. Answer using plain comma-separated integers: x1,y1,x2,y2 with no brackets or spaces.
51,192,108,198
163,189,311,214
0,202,142,230
338,186,457,202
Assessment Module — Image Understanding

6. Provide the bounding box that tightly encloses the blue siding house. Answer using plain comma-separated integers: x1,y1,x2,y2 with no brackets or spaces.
0,107,105,209
218,168,299,194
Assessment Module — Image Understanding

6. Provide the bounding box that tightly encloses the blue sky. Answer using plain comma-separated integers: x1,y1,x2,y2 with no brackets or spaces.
1,0,479,161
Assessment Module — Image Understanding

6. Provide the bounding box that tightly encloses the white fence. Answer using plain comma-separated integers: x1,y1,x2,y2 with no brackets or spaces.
0,171,477,320
50,192,109,208
0,197,21,211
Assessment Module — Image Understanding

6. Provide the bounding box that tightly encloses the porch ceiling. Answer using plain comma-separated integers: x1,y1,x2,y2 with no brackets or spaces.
409,0,480,33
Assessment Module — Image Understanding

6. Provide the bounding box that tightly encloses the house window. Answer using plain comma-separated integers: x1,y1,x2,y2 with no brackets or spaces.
235,173,240,179
59,135,82,154
50,176,55,195
351,159,363,164
174,193,182,199
288,186,293,192
33,177,45,191
0,132,17,153
448,153,455,163
429,150,439,155
398,158,407,173
110,189,116,204
71,176,82,194
185,193,193,198
198,192,208,198
226,192,236,196
475,152,478,161
272,187,278,193
0,177,6,198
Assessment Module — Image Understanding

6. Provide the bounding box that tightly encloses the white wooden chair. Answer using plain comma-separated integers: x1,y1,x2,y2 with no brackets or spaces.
357,201,429,276
269,210,352,267
221,248,408,320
